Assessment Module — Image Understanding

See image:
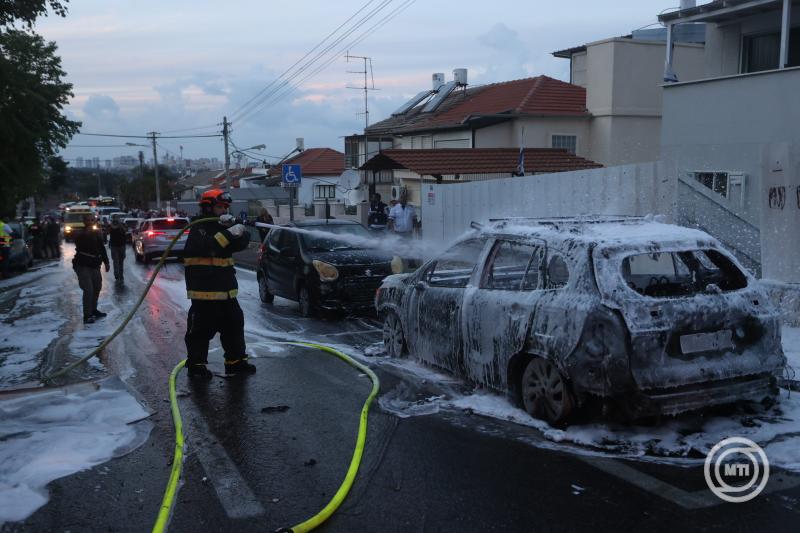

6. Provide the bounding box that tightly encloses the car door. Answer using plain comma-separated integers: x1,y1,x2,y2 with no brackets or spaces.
266,229,300,299
462,239,545,388
408,239,487,372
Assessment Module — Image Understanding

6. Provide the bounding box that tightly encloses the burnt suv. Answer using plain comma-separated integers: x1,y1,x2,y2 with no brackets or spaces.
376,217,785,425
257,219,398,317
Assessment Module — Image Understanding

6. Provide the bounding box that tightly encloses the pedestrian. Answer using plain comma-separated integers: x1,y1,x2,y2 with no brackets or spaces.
368,193,389,231
73,214,110,324
29,218,45,259
387,190,417,237
0,217,13,279
254,208,274,242
108,218,127,284
183,189,254,379
45,216,61,259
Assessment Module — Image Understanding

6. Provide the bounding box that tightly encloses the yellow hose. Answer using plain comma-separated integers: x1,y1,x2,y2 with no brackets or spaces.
152,359,187,533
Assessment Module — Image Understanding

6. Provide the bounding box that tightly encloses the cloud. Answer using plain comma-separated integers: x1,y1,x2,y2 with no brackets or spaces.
83,95,120,120
475,22,534,82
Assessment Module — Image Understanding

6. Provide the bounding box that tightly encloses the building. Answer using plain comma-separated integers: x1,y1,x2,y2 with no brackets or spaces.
659,0,800,282
552,26,705,166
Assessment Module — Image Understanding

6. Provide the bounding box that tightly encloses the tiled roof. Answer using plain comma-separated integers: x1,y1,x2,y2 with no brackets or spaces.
266,148,345,177
359,148,602,175
366,76,588,135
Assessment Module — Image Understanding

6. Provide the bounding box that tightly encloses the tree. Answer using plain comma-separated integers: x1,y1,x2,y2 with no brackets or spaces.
0,2,78,215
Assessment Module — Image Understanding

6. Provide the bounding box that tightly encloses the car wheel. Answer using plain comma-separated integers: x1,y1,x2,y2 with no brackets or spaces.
383,311,406,358
520,356,574,426
258,274,274,304
298,284,314,317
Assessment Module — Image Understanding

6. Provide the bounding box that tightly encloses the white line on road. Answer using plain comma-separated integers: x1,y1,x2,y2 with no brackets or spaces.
184,399,266,519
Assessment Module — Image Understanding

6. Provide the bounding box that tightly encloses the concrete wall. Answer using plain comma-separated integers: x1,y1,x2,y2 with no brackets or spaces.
661,66,800,282
423,162,673,245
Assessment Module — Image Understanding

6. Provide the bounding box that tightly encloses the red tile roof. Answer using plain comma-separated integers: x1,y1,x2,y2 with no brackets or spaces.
360,148,602,175
267,148,345,177
367,76,588,135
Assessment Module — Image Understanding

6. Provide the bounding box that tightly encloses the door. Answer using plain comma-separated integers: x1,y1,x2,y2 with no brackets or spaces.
463,239,545,388
266,229,300,298
408,239,486,371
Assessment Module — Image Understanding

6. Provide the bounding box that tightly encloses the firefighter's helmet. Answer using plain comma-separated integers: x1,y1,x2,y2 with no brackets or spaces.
199,189,232,208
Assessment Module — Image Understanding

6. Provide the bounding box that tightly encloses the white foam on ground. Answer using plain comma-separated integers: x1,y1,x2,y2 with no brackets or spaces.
0,378,151,524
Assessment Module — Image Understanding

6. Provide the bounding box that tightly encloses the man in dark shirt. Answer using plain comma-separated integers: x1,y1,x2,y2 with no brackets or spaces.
368,193,389,229
183,189,253,379
45,216,61,258
108,218,127,284
73,214,109,324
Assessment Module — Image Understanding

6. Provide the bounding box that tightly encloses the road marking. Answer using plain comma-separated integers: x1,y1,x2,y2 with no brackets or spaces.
184,399,266,519
579,455,800,509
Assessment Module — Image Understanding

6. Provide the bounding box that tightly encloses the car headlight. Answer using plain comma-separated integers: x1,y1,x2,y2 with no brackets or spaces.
92,224,99,230
312,260,339,282
64,226,72,232
391,255,404,274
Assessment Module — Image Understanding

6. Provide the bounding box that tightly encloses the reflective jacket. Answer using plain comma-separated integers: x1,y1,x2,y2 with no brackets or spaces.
183,218,249,300
0,224,11,249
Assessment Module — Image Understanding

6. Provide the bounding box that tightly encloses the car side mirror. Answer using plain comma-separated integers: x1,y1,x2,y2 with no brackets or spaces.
415,281,426,291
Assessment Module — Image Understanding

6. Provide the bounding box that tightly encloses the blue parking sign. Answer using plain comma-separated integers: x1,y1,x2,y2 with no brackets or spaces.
282,164,302,187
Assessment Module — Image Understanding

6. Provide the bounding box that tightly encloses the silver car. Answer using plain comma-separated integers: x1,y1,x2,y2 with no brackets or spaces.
376,217,785,426
133,217,189,264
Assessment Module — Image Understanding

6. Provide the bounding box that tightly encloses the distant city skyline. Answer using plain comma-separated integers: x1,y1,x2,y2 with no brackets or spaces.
36,1,681,163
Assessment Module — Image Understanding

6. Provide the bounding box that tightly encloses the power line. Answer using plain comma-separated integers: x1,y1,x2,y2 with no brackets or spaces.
232,0,395,126
76,132,223,139
229,0,379,123
160,123,221,134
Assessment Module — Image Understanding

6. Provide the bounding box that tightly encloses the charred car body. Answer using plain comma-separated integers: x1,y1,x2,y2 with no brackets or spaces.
376,217,785,425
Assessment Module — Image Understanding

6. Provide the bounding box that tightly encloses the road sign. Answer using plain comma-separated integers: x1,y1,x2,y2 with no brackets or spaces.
282,164,302,187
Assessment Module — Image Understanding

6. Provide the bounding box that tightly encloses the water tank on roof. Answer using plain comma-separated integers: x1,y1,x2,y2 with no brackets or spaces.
432,73,445,91
453,68,468,86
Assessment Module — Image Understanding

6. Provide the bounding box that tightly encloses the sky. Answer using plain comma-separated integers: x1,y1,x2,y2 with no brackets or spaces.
35,0,684,165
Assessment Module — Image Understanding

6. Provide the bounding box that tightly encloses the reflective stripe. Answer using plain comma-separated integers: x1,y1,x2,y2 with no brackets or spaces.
183,257,235,267
214,232,230,248
224,358,248,365
186,289,238,300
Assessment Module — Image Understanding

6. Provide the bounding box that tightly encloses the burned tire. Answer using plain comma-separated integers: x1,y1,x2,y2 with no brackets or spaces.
258,273,274,304
382,311,406,358
520,356,574,426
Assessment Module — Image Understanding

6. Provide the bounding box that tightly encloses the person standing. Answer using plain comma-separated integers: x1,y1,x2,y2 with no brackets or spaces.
108,218,127,284
183,189,254,379
254,207,274,242
0,218,12,279
387,190,417,237
45,216,61,259
29,218,45,259
368,193,389,230
73,214,109,324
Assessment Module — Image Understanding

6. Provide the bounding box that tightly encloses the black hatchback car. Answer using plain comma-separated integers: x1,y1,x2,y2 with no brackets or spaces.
256,219,397,316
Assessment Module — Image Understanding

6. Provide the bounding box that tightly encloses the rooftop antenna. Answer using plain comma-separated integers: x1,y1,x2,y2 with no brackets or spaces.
346,51,379,129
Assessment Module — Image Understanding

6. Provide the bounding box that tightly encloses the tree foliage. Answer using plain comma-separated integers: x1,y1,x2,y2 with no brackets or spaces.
0,1,78,215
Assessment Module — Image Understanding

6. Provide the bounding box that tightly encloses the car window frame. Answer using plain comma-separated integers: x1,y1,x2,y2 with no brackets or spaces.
481,239,546,291
542,249,572,291
425,238,487,289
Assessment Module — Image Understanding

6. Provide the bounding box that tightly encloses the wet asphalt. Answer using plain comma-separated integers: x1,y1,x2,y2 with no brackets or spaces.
3,247,800,532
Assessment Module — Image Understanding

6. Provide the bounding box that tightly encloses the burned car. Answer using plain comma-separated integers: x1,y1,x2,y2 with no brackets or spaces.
376,217,785,425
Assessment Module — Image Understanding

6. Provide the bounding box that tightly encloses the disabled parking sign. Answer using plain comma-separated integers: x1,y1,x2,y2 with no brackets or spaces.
282,164,302,187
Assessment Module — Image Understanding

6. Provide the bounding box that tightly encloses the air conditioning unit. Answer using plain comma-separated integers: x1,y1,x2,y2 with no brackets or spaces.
390,185,407,201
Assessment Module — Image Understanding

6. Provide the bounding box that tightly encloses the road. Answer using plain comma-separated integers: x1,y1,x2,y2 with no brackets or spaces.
2,244,800,532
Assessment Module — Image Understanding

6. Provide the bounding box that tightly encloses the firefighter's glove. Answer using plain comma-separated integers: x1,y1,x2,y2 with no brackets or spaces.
227,224,246,238
219,214,236,227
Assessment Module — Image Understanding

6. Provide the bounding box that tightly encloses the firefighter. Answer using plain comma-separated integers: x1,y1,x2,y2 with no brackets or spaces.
183,189,255,379
0,217,12,279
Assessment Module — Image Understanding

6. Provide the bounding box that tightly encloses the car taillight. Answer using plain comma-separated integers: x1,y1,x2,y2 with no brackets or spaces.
257,244,265,262
147,231,166,238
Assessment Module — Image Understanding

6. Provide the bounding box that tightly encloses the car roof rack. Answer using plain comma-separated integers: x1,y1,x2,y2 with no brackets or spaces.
484,215,654,232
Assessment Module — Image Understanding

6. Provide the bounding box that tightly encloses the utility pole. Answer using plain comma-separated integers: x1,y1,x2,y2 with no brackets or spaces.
138,151,144,180
222,116,231,190
346,52,378,129
148,131,161,211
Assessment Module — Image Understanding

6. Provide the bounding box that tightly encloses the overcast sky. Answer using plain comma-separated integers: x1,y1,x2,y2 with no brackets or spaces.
37,0,682,164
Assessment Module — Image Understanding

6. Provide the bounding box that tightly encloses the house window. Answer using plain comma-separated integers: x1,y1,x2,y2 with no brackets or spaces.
742,28,800,73
693,171,729,198
551,134,577,154
315,184,336,199
344,137,361,168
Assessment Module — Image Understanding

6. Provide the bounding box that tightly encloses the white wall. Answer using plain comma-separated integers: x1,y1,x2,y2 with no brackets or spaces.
423,162,672,244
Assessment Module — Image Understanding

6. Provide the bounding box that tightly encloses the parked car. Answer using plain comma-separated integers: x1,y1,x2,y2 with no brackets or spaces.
61,210,97,242
123,217,144,244
376,217,785,426
256,219,398,317
4,222,33,271
133,217,189,263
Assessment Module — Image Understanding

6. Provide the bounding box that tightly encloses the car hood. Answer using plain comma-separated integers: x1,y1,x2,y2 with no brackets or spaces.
307,249,394,265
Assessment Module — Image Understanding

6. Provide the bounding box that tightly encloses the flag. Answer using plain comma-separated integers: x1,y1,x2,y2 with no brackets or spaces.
516,147,525,176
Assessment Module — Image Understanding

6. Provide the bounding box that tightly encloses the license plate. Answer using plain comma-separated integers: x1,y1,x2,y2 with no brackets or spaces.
680,330,733,354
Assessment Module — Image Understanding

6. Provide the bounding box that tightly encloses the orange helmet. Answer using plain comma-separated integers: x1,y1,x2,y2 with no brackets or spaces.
199,189,232,208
